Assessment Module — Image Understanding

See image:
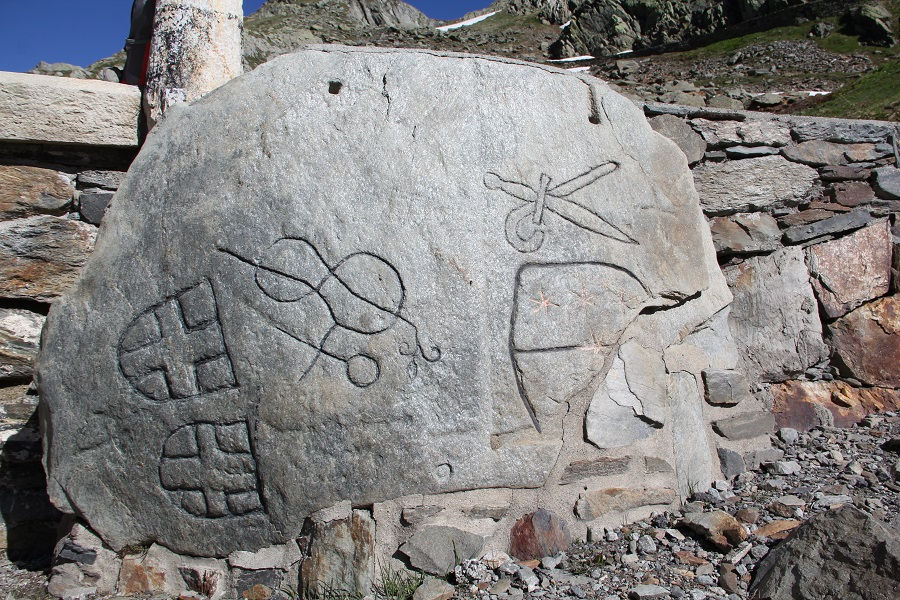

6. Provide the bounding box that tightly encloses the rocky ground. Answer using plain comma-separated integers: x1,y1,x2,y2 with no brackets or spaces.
2,413,897,599
592,38,878,113
447,412,900,600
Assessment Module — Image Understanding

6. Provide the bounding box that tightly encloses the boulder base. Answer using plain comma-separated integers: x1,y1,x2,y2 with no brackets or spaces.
38,47,734,557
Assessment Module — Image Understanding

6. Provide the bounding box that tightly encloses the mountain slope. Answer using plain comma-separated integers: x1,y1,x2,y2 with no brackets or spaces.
34,0,899,120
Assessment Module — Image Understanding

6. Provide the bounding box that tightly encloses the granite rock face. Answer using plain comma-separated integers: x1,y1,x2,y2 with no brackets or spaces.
575,488,677,521
873,166,900,200
0,215,97,302
692,155,817,216
649,114,705,165
829,295,900,388
0,166,74,219
348,0,435,28
400,526,483,575
144,0,243,126
0,72,140,147
702,369,751,407
724,246,828,383
807,219,892,319
0,308,45,383
689,118,791,148
38,47,734,556
712,411,776,441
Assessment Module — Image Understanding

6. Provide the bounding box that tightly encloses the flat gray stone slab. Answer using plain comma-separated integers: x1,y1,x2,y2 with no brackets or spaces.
0,71,140,147
38,47,731,557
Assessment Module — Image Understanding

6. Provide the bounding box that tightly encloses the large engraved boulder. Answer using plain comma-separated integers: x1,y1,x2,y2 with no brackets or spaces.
38,47,733,557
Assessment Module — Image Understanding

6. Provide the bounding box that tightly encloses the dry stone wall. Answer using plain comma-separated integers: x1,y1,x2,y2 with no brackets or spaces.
0,75,139,568
645,102,900,439
0,53,897,599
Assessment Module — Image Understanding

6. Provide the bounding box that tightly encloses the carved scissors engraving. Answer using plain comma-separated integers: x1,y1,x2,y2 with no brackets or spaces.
484,162,637,252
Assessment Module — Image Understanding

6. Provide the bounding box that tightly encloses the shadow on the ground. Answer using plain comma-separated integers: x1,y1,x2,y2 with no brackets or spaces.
1,407,64,568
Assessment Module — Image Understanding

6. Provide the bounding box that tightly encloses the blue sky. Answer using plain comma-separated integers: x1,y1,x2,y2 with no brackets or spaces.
0,1,491,73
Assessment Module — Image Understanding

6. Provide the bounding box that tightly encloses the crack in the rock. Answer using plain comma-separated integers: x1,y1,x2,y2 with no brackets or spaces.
381,73,391,120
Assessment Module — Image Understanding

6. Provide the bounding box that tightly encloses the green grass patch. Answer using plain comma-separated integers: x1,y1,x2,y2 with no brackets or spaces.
675,22,817,60
800,57,900,120
373,563,426,600
673,11,898,63
455,10,548,35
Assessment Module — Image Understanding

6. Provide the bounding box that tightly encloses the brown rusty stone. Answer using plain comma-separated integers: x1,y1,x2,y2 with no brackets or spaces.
826,181,875,207
0,215,96,301
772,380,900,431
242,584,272,600
830,296,900,387
301,510,375,595
736,507,760,524
679,510,747,552
509,509,571,561
0,166,73,219
709,213,780,255
807,200,852,213
807,219,892,319
819,165,871,181
843,143,881,162
755,519,801,540
675,551,709,566
118,557,166,595
779,209,834,227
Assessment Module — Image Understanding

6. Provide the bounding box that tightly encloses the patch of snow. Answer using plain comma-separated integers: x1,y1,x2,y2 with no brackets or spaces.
561,20,571,29
436,11,498,32
615,49,634,56
751,91,831,97
547,55,594,63
566,66,591,73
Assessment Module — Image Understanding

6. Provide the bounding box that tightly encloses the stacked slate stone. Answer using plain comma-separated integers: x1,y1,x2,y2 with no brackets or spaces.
0,72,139,568
647,103,900,483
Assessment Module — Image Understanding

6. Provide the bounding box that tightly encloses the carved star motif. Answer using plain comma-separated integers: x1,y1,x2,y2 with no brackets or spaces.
570,287,596,308
581,331,606,355
530,291,559,314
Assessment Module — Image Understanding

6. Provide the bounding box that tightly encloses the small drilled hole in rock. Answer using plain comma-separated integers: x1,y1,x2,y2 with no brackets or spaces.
589,115,602,124
328,81,343,94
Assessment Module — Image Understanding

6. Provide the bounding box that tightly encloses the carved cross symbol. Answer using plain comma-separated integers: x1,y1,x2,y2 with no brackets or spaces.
484,163,638,252
160,422,262,519
118,280,237,402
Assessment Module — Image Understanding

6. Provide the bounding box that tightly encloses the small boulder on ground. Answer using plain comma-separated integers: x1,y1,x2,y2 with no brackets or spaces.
509,509,571,560
750,506,900,600
678,510,747,551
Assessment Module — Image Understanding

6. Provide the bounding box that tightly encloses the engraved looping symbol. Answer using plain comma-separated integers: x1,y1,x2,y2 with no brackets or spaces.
220,237,440,387
484,163,638,252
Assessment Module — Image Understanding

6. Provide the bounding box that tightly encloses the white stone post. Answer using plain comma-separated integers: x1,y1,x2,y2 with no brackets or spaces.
144,0,243,128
